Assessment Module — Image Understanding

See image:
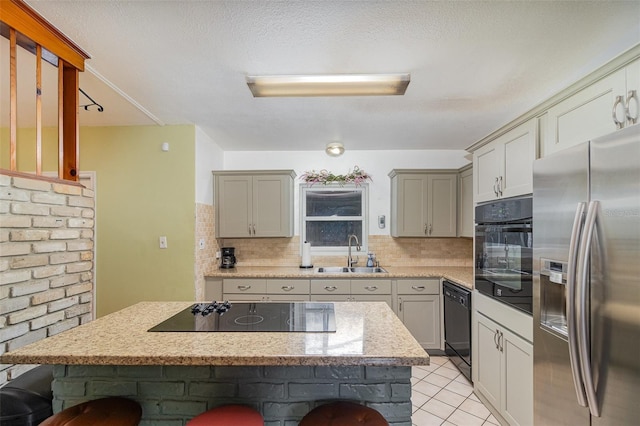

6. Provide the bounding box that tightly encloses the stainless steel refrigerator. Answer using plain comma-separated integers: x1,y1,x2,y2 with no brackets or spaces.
532,124,639,425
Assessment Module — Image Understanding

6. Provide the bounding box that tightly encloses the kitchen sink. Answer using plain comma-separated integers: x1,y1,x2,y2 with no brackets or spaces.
316,267,351,273
316,266,388,274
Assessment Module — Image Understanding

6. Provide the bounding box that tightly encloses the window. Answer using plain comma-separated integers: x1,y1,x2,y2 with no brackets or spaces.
301,184,368,255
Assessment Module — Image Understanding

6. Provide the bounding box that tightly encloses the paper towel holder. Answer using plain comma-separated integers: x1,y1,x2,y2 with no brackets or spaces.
300,241,314,269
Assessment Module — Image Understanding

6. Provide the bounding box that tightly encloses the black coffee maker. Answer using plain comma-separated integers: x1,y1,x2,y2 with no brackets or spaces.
220,247,237,269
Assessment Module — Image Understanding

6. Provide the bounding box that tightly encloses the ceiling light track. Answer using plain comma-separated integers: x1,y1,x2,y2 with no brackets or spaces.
246,73,410,97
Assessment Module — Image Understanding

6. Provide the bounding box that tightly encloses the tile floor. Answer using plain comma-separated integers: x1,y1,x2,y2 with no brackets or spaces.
411,356,499,426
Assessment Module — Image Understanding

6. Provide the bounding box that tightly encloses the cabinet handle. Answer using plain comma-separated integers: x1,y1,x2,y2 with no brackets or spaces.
612,95,625,129
428,224,432,235
494,329,500,350
324,286,338,292
281,286,294,292
248,225,252,235
424,224,428,235
625,90,638,124
493,177,499,197
499,331,504,352
411,285,425,291
252,224,256,235
364,286,378,292
498,176,503,196
237,285,251,291
399,298,402,311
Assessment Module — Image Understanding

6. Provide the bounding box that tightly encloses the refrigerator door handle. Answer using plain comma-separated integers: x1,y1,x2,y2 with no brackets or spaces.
576,200,601,417
567,202,588,407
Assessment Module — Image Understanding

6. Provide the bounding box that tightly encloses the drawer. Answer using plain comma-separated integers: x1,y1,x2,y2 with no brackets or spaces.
350,279,391,295
268,279,310,295
223,279,267,294
397,279,440,295
310,280,350,295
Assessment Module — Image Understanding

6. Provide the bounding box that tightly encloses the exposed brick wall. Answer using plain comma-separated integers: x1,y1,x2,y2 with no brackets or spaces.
52,364,412,426
0,173,95,386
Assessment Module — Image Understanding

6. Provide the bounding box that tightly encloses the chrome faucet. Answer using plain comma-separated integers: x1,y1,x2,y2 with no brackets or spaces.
347,234,361,267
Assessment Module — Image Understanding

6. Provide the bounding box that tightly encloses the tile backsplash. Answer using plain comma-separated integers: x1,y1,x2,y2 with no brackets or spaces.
220,235,472,268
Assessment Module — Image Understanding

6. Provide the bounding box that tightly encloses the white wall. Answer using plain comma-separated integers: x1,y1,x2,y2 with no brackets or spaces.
224,149,470,235
195,126,224,205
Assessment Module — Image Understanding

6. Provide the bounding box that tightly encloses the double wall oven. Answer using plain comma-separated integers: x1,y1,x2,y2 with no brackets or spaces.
475,196,533,315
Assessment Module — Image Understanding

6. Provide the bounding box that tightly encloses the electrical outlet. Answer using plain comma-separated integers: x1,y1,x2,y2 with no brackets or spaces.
215,251,221,259
159,236,168,249
199,238,205,250
378,215,386,229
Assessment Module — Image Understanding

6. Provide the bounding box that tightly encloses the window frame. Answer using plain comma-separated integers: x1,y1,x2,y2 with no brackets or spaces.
300,183,369,256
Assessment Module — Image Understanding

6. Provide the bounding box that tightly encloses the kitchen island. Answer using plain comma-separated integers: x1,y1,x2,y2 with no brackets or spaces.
1,301,428,425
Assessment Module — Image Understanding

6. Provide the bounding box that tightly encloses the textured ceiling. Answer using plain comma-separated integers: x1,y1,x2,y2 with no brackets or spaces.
8,1,640,151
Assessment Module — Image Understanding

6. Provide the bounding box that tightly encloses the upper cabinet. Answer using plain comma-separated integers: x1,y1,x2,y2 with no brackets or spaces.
542,60,640,155
472,118,537,204
543,58,639,157
389,170,457,237
213,170,296,238
458,165,473,238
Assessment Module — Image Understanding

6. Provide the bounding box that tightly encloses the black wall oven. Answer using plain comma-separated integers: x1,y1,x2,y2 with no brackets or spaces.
475,196,533,315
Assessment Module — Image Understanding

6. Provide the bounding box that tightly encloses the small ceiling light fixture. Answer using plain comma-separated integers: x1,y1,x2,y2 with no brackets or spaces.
246,73,410,97
325,142,345,157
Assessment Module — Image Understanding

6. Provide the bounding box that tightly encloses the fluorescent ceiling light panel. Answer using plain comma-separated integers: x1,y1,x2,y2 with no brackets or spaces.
246,73,410,97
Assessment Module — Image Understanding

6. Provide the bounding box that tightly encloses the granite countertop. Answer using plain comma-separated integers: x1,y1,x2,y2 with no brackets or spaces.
207,266,473,290
0,301,429,367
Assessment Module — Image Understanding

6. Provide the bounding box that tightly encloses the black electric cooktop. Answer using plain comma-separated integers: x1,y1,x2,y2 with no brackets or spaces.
148,302,336,333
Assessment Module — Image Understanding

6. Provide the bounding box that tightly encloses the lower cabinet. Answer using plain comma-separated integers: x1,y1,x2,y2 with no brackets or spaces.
395,279,442,350
223,278,393,306
309,279,392,308
473,291,533,426
223,279,310,302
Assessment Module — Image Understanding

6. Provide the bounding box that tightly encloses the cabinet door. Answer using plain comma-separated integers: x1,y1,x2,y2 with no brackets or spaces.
427,174,457,237
397,295,441,349
266,294,310,302
310,294,351,302
502,327,533,426
458,167,473,238
475,313,502,411
544,68,626,156
473,143,501,203
351,294,392,309
223,294,265,302
394,174,428,236
500,119,537,199
253,175,292,237
216,175,252,238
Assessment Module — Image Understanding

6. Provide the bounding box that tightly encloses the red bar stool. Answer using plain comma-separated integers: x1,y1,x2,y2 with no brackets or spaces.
187,404,264,426
299,401,388,426
40,397,142,426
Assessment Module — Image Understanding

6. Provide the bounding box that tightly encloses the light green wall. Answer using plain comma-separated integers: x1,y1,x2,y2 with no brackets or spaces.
2,125,197,317
81,126,196,316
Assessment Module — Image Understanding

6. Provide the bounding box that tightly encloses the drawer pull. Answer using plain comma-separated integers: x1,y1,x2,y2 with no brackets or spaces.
324,286,338,292
364,286,378,292
281,286,294,292
237,285,251,291
411,285,425,291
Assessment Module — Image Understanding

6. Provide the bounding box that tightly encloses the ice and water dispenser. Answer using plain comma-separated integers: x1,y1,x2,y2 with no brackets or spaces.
539,259,570,339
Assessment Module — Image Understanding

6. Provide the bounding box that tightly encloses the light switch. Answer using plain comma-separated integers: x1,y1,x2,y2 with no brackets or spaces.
378,215,386,229
159,236,168,249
